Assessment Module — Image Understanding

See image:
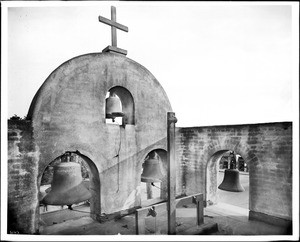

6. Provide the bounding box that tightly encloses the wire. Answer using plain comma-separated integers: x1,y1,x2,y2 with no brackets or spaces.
151,183,162,190
115,126,122,193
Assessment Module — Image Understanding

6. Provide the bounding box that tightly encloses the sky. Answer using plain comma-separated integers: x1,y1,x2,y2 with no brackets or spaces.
2,1,299,128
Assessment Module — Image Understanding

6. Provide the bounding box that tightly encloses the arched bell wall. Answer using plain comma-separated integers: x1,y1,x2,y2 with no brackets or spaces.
27,52,172,215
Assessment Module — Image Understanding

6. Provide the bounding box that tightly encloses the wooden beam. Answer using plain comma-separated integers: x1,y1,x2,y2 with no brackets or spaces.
135,210,146,235
111,6,117,47
98,16,129,32
167,112,177,235
135,193,204,234
135,202,167,235
176,194,197,207
196,194,204,226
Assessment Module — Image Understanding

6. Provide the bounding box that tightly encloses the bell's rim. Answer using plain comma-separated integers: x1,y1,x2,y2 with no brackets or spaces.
41,182,92,205
141,177,162,183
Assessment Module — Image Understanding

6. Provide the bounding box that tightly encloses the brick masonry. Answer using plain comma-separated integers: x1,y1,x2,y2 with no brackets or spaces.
7,120,292,233
176,122,292,223
8,120,40,234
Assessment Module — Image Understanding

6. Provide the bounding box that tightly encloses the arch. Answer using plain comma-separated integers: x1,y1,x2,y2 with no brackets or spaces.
205,149,230,206
38,151,101,226
140,148,167,205
106,86,135,125
76,152,101,221
27,52,172,124
205,146,256,207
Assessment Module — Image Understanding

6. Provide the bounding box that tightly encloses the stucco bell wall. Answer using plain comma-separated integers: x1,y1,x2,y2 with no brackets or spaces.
27,52,172,214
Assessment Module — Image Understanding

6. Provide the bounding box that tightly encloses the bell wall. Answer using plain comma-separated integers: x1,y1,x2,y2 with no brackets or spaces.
25,52,171,230
6,51,293,233
7,120,293,234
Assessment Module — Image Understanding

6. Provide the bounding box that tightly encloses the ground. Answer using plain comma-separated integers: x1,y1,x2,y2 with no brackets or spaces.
38,171,289,236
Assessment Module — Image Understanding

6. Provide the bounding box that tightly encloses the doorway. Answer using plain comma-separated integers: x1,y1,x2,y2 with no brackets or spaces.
206,150,249,210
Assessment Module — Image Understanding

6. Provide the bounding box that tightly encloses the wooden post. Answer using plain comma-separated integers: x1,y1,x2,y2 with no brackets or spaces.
111,6,117,47
146,183,153,199
135,210,146,235
167,112,177,235
196,194,204,226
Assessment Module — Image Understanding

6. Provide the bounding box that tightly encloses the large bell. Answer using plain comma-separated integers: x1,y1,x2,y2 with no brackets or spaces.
218,169,245,192
105,92,124,121
41,162,92,205
141,152,164,183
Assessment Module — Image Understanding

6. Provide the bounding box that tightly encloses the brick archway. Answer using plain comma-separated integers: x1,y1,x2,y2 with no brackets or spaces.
205,146,255,207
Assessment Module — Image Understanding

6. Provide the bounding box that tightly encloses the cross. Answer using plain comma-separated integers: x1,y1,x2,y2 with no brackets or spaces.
98,6,128,55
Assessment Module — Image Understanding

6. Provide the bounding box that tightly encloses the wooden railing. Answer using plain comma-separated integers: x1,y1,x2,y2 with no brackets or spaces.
135,193,204,235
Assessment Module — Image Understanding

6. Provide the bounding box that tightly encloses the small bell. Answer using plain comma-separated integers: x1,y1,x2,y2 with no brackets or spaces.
141,152,164,183
105,92,124,122
41,161,92,205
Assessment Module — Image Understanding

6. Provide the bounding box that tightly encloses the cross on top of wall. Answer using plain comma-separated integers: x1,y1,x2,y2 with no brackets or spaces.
98,6,129,55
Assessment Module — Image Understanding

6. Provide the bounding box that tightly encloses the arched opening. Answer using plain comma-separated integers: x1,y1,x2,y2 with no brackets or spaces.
105,86,135,126
140,149,167,207
217,151,249,208
206,149,249,213
38,151,100,231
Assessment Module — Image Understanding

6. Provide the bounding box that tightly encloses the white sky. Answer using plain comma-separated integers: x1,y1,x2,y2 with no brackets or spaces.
2,1,299,127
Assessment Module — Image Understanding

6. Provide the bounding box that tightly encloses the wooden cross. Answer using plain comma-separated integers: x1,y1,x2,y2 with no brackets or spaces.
98,6,128,55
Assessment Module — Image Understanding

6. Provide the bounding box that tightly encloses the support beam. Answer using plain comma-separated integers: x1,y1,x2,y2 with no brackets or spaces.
167,112,177,235
135,193,204,235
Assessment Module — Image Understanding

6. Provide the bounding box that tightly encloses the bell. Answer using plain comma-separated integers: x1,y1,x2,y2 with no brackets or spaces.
41,162,92,205
218,169,245,192
105,92,124,121
141,152,164,183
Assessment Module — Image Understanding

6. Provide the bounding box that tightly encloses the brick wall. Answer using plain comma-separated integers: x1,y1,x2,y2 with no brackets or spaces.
8,120,40,234
7,119,292,233
176,122,292,221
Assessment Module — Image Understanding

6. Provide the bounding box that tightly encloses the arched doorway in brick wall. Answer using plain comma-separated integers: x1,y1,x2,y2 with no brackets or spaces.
38,151,100,230
206,150,249,210
140,149,167,207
